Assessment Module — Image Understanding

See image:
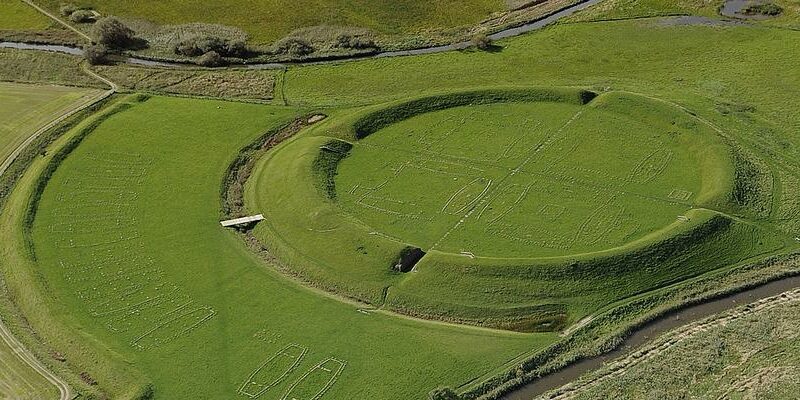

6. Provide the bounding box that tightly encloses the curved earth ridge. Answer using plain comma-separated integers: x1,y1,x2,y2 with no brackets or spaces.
26,95,553,400
335,91,730,259
246,87,768,336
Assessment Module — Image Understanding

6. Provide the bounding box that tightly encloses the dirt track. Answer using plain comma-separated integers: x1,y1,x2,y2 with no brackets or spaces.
0,87,110,399
0,63,116,400
0,319,73,400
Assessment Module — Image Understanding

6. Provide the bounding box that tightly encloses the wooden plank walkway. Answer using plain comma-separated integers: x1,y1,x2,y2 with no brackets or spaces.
220,214,264,227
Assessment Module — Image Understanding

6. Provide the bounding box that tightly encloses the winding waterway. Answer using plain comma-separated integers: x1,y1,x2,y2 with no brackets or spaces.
502,274,800,399
0,0,606,70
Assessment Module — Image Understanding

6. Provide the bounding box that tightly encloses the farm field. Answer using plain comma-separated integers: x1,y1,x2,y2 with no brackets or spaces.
0,81,100,167
0,0,80,46
37,0,506,44
0,1,800,400
551,289,800,400
0,80,100,400
26,95,555,399
0,337,57,400
0,0,51,30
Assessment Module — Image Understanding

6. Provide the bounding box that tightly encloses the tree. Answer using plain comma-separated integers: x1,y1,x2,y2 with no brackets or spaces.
275,37,314,57
197,51,224,67
83,43,109,65
174,36,248,58
471,32,493,51
69,9,95,23
59,4,77,16
92,17,134,49
335,33,376,50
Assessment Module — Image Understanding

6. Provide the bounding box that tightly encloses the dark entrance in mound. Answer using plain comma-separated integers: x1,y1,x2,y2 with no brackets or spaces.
393,247,426,272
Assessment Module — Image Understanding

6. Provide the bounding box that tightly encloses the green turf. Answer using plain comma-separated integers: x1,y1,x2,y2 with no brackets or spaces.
40,0,504,44
1,95,162,399
0,81,104,400
564,293,800,400
0,0,52,30
249,88,789,331
335,96,731,257
28,95,555,399
0,332,57,400
282,21,800,113
3,9,800,400
0,49,108,88
0,82,99,165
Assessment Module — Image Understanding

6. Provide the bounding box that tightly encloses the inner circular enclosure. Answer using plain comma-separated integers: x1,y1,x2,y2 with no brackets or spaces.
336,101,716,258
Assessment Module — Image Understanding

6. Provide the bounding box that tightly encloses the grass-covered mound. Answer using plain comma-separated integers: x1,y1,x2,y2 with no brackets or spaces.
248,88,783,331
24,95,552,399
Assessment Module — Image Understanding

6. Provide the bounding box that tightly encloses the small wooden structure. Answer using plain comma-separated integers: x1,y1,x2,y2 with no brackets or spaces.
220,214,265,228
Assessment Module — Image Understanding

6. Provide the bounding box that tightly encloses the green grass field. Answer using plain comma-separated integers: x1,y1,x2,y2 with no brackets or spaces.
0,82,100,165
561,291,800,400
0,0,52,30
1,2,800,400
0,49,107,88
39,0,505,44
0,340,57,400
336,96,728,257
26,95,555,399
282,20,800,110
0,81,99,400
248,87,789,331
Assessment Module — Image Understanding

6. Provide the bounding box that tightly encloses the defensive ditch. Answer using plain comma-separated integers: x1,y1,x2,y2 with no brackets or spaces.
502,273,800,399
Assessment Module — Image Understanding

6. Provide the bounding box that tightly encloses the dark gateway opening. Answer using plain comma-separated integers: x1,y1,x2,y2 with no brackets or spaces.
393,247,426,273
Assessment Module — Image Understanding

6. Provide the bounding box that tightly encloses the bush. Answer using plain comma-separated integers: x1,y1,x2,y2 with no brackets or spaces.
197,51,225,67
471,33,493,50
174,35,247,58
83,44,109,65
743,3,783,16
59,3,77,16
225,40,247,57
92,17,135,49
335,33,376,49
274,37,314,57
429,387,459,400
69,9,95,23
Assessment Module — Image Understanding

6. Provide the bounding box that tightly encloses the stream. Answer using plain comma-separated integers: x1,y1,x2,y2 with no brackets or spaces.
502,275,800,399
0,0,606,70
